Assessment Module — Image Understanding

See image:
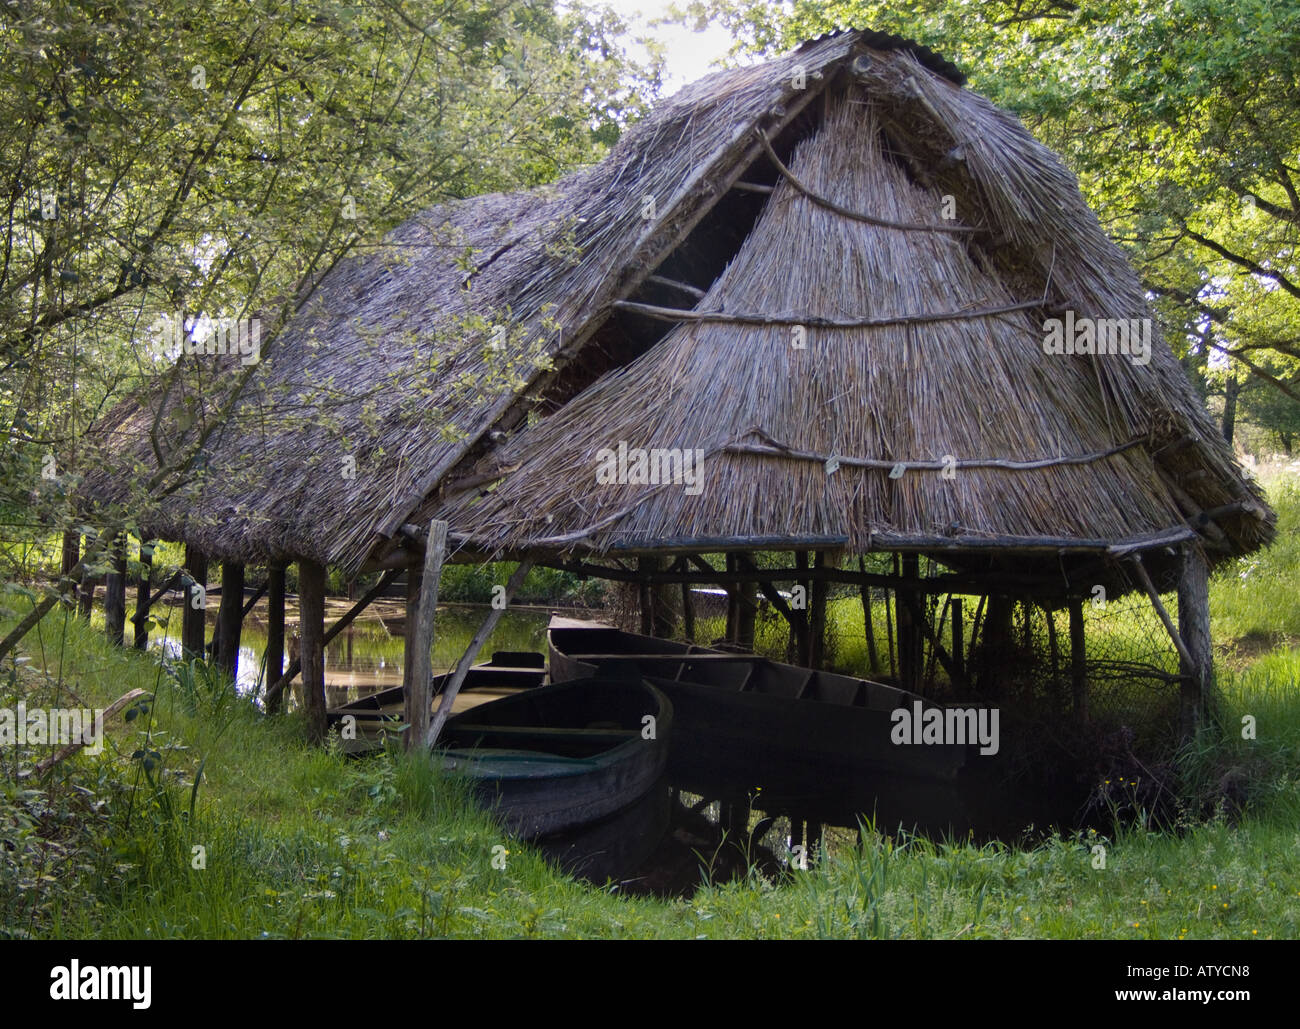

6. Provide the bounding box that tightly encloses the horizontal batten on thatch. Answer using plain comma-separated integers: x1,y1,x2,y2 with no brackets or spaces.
611,298,1043,327
724,431,1149,473
754,127,981,233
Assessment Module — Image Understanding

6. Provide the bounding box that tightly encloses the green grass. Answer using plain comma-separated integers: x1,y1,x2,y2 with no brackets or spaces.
2,477,1298,939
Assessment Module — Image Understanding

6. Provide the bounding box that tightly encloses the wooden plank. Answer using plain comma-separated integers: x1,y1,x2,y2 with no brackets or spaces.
405,520,448,751
427,561,533,748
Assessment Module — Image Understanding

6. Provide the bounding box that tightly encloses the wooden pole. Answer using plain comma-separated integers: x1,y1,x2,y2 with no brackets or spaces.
60,531,79,578
858,557,880,674
405,521,448,751
77,530,96,620
723,554,739,645
809,551,828,669
735,555,757,652
132,540,154,650
951,598,964,682
214,561,245,681
428,561,533,748
298,558,328,744
104,534,127,647
1069,598,1087,720
265,566,286,713
265,568,402,705
182,546,208,659
1176,546,1214,738
681,574,696,643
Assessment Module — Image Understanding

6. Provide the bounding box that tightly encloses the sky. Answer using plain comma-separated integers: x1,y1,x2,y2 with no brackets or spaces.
594,0,743,93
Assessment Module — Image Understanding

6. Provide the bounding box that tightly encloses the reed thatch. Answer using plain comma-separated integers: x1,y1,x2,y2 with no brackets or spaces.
82,29,1273,579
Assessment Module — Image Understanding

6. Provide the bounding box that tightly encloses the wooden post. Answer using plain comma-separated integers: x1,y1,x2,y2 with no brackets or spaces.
897,554,919,690
76,530,95,620
132,540,154,650
298,559,328,744
405,521,448,751
104,534,127,647
980,595,1012,699
265,565,286,712
214,562,245,682
723,554,739,645
951,598,964,682
182,546,208,659
734,555,757,652
858,557,880,675
1069,598,1087,720
402,566,422,703
681,576,696,643
794,551,811,665
428,560,533,747
1177,546,1214,738
60,531,79,578
809,551,828,669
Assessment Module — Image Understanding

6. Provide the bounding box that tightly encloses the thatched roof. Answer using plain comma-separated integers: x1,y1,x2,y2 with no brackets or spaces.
82,29,1273,579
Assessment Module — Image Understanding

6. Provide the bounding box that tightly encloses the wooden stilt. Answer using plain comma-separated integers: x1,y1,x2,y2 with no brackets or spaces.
1068,598,1087,719
60,531,79,578
951,598,964,682
76,531,96,620
428,561,534,747
265,566,286,712
1176,546,1214,738
214,561,245,681
104,534,127,647
681,572,696,643
182,546,208,659
133,540,153,650
297,558,328,743
809,551,828,669
405,521,448,751
858,557,880,674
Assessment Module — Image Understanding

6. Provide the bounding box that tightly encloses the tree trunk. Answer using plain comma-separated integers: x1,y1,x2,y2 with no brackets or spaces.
104,534,127,647
133,540,154,650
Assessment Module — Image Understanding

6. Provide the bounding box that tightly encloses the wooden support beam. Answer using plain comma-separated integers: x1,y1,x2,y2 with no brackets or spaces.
951,597,964,681
899,587,963,689
298,559,328,743
428,561,534,748
1176,546,1214,738
104,534,127,648
61,531,79,578
858,557,880,675
181,546,208,659
214,562,245,681
265,567,404,706
1069,599,1087,720
644,274,706,299
809,551,828,669
133,540,154,650
265,566,286,713
680,563,696,644
406,521,448,751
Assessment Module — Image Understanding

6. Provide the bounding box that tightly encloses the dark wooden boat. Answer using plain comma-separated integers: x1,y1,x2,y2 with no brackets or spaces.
547,617,966,784
326,651,547,754
438,677,672,838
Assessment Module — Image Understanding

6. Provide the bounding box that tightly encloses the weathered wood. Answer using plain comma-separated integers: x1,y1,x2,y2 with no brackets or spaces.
1129,554,1197,670
181,546,208,659
645,274,706,299
427,561,534,748
809,551,828,669
1069,599,1087,719
22,688,150,779
613,297,1042,330
405,520,448,751
104,534,127,648
858,557,880,675
638,556,655,637
681,573,695,643
214,562,245,680
1176,546,1214,738
951,598,964,680
265,566,286,713
733,554,757,651
133,541,154,650
298,559,328,744
60,531,79,577
265,567,403,705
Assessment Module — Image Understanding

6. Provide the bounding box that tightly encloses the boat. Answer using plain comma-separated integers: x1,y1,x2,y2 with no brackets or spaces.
326,651,548,754
438,677,672,838
547,616,967,784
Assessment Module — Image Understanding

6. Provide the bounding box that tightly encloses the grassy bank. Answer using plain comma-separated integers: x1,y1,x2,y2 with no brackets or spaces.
2,480,1298,939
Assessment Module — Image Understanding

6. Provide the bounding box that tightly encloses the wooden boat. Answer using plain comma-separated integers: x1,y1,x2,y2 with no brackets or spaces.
438,677,672,838
547,617,966,784
326,651,547,754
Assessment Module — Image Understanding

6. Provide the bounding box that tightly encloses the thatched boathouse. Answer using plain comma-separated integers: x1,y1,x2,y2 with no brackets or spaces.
77,30,1273,744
